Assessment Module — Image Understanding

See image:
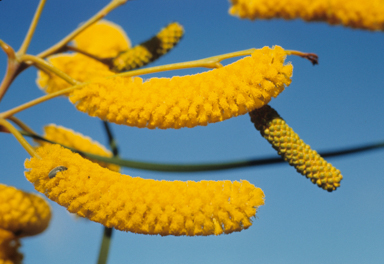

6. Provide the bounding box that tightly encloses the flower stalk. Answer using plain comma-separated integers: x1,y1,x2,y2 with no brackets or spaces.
0,40,19,102
20,130,384,173
0,118,38,157
0,84,85,119
96,122,119,264
20,54,78,85
37,0,129,59
97,227,113,264
17,0,47,55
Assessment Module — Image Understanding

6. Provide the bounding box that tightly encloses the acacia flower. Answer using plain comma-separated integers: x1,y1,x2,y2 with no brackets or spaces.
38,124,119,172
24,144,265,236
0,184,51,237
229,0,384,31
36,21,183,93
70,46,293,129
111,22,184,72
36,20,128,93
36,53,114,93
0,229,23,264
249,105,342,191
72,20,131,58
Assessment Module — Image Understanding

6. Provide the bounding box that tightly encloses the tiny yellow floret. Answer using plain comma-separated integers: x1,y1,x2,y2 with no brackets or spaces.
70,46,293,129
38,124,119,172
0,184,51,237
72,20,131,58
229,0,384,31
249,105,343,191
24,144,265,236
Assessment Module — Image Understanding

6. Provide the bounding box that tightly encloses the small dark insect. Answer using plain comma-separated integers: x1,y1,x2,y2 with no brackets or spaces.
48,166,68,179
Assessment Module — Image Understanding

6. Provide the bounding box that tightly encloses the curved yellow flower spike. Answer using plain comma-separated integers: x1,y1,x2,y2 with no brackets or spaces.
249,105,343,192
73,20,131,58
229,0,384,31
111,22,184,72
0,229,23,264
25,144,265,236
36,53,114,93
0,184,51,237
70,46,293,129
39,124,119,172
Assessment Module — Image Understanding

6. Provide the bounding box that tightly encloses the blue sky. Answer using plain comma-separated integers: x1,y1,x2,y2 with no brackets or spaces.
1,0,384,263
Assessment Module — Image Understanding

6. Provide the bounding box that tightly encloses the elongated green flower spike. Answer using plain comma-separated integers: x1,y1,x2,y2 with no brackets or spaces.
25,144,265,236
111,22,184,72
249,105,342,192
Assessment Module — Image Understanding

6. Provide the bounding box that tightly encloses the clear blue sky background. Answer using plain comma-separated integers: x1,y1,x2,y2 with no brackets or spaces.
1,1,384,263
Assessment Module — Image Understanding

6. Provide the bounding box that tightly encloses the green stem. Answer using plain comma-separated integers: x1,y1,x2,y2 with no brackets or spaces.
20,54,78,85
8,116,38,135
0,84,84,119
96,122,119,264
116,48,257,78
102,121,119,156
18,0,47,55
37,0,128,59
20,131,384,173
97,227,113,264
0,119,38,157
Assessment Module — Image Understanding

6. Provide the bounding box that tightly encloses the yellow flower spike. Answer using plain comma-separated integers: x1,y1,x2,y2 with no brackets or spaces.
70,46,293,129
38,124,120,172
229,0,384,31
249,105,343,192
72,20,131,58
24,144,265,236
0,184,51,237
0,229,23,264
36,53,114,94
111,22,184,72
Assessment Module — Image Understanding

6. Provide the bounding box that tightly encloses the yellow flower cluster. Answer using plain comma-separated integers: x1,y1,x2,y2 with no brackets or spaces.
36,20,128,93
25,144,265,236
36,21,184,93
0,184,51,237
111,22,184,72
249,105,342,191
70,46,293,129
39,124,119,172
36,53,114,93
72,20,131,58
0,230,22,264
229,0,384,31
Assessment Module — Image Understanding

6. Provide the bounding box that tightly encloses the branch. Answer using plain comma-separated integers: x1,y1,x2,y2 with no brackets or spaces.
20,131,384,173
18,0,47,55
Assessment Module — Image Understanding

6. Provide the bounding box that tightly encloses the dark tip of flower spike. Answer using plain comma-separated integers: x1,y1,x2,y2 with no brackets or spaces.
48,166,68,178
